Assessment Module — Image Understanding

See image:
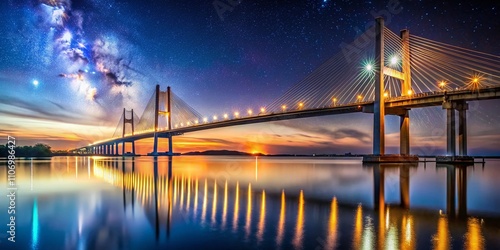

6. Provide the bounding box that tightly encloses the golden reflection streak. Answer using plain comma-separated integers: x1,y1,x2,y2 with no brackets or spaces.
257,190,266,243
211,180,218,225
180,174,185,210
464,218,484,250
386,222,398,250
245,183,252,239
292,190,304,249
255,157,258,181
378,206,387,249
186,175,191,212
202,179,208,222
222,180,228,229
432,216,450,250
233,182,240,232
400,215,415,250
325,197,338,249
353,204,363,249
194,178,199,218
276,190,286,247
173,176,178,207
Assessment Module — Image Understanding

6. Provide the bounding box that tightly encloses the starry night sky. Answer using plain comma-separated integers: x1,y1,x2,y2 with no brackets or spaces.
0,0,499,155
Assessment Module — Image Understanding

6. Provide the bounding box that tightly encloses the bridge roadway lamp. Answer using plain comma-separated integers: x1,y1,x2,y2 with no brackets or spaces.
332,97,337,106
439,81,446,90
234,111,239,118
357,95,363,102
282,105,287,112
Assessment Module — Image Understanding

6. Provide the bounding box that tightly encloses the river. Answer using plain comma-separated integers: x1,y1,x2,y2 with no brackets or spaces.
1,156,499,249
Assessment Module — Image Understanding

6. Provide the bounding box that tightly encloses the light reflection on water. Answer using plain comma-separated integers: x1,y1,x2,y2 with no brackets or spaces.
0,156,500,249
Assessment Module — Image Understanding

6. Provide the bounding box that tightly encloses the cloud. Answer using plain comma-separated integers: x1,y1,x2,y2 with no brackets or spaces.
331,128,371,143
92,36,135,87
0,95,103,126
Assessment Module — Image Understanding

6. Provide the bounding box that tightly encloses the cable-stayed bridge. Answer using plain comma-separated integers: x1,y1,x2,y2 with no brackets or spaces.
71,18,500,162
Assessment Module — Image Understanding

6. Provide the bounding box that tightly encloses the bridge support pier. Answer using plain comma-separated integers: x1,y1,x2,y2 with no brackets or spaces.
115,143,119,156
121,141,136,156
168,136,173,156
373,17,385,156
152,133,159,156
439,101,471,163
458,105,468,156
446,106,456,156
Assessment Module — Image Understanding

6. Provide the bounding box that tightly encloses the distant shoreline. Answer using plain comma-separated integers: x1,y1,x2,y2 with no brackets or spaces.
5,149,499,158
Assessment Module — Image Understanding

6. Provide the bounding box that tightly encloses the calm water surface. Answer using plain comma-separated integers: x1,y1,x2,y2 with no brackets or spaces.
1,156,500,249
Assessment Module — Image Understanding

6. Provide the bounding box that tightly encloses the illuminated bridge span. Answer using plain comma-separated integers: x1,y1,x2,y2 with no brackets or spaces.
72,18,500,161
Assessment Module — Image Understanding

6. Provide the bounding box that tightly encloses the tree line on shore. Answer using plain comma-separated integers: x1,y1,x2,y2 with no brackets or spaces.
0,143,52,157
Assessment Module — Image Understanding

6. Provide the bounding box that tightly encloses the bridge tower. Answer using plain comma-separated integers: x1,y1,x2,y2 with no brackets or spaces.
122,108,136,155
369,17,414,161
151,85,173,156
373,17,385,155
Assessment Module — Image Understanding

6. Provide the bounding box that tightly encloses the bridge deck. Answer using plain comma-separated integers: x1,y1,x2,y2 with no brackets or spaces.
78,86,500,150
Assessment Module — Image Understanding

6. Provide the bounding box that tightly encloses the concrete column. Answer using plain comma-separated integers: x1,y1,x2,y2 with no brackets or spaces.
373,17,385,155
373,164,385,211
115,143,119,156
153,136,159,155
400,110,410,155
400,165,410,208
447,108,456,156
153,84,160,155
446,165,456,216
168,135,173,156
459,108,467,156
